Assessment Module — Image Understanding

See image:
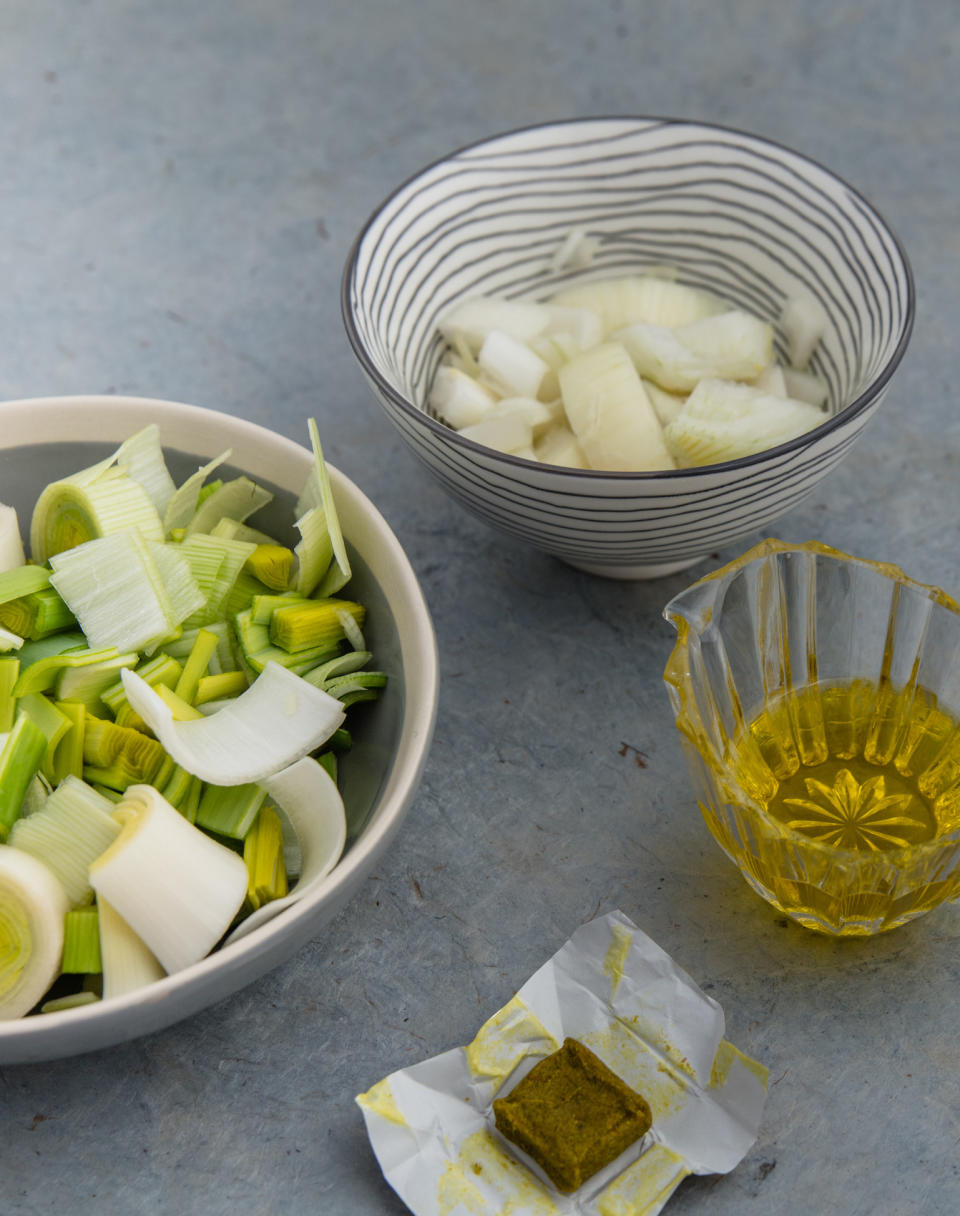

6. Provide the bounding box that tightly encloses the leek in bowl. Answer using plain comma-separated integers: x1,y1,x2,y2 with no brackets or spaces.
0,395,438,1063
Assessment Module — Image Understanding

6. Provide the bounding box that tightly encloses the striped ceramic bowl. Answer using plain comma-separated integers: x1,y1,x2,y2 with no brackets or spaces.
341,117,914,579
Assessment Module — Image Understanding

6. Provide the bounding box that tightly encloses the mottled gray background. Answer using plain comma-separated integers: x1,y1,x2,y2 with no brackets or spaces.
1,2,958,1214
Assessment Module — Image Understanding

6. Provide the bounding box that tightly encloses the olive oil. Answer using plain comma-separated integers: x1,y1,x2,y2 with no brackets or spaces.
714,679,960,933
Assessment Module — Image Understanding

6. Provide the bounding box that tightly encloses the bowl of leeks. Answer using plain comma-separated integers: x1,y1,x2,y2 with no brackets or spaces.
0,395,438,1063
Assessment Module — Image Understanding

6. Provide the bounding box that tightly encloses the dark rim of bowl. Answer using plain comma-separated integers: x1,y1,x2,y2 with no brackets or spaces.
340,114,916,481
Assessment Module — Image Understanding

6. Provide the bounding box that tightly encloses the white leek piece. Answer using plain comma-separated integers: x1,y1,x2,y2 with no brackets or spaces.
477,330,549,400
97,896,165,999
614,310,774,392
294,419,350,598
458,413,534,456
121,660,345,785
225,757,346,944
550,274,724,334
664,378,826,466
116,425,176,516
781,290,827,369
0,845,69,1019
437,295,550,353
558,342,675,472
9,776,120,907
428,365,498,429
533,422,589,469
49,529,204,654
31,464,164,564
0,505,25,573
90,784,248,974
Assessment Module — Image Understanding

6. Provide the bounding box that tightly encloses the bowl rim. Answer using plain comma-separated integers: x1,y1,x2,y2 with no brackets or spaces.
0,394,439,1057
341,114,915,481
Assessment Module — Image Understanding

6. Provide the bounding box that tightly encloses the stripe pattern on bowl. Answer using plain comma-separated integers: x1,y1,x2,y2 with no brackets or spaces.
343,118,913,576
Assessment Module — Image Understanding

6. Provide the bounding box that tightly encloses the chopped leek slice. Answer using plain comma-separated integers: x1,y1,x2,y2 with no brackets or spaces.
301,649,373,688
178,534,257,627
49,529,204,654
0,713,47,838
0,587,75,641
0,505,25,573
55,652,140,710
40,990,100,1013
184,477,273,538
14,645,134,698
17,692,73,782
194,671,248,706
0,658,19,731
174,628,220,704
31,462,164,563
324,671,387,707
0,845,69,1019
121,660,345,785
90,784,248,973
61,906,103,973
269,599,365,654
115,425,176,516
162,450,231,534
97,896,165,999
244,544,295,592
243,805,288,911
210,517,278,546
195,781,267,839
9,775,120,906
0,565,51,603
225,757,346,944
82,715,171,791
100,652,183,717
51,701,85,782
294,420,350,598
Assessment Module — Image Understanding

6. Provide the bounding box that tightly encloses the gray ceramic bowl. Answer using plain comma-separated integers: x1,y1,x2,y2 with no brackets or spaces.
0,395,438,1063
342,116,914,579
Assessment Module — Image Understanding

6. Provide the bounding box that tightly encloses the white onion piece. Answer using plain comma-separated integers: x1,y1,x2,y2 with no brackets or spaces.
225,757,347,944
781,291,827,369
121,661,345,786
477,330,549,399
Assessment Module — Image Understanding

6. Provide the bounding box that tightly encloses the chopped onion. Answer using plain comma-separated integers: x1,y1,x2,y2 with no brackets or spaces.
781,290,827,370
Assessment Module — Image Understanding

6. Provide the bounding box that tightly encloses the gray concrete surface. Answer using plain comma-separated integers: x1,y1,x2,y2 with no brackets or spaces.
1,2,958,1213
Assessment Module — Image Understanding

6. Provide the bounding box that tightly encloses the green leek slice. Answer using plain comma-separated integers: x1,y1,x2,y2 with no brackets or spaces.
294,419,350,597
61,906,103,973
195,781,267,839
162,450,231,535
0,587,75,640
243,805,288,912
0,658,19,731
269,599,365,654
0,713,48,838
184,477,273,538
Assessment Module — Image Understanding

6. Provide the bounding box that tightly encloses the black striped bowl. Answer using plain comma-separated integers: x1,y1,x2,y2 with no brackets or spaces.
342,118,914,579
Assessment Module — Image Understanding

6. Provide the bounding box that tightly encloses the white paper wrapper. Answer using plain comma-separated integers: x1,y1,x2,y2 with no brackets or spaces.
357,910,768,1216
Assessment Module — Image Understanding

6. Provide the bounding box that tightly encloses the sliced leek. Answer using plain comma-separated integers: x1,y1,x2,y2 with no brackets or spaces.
225,757,346,944
0,845,69,1019
90,784,248,973
31,462,164,563
97,896,165,999
121,660,345,785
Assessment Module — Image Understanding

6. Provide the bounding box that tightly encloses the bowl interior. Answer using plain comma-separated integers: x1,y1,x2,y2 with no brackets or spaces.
0,398,437,1060
347,117,912,430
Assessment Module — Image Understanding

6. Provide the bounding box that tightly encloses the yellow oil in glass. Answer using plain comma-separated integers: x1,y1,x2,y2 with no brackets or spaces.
718,679,960,932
